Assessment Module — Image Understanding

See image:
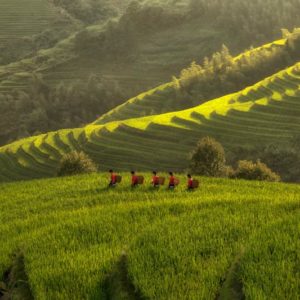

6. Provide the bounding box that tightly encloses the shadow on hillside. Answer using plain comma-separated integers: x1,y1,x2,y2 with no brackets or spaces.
103,253,145,300
0,251,33,300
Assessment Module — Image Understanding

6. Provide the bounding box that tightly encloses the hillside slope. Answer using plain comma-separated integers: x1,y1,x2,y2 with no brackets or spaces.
94,39,287,125
0,15,245,93
0,61,300,181
1,0,300,146
1,174,299,299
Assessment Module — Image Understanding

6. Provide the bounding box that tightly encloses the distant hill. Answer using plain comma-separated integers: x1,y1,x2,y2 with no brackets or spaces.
0,0,133,65
0,0,68,46
1,59,300,182
1,0,300,146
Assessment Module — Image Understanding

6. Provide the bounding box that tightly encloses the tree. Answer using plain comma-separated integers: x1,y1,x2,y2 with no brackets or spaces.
57,151,98,176
190,137,226,177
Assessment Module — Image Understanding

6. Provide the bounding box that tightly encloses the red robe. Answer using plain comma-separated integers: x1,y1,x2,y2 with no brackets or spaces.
169,176,175,186
132,175,138,185
152,176,159,185
111,173,117,184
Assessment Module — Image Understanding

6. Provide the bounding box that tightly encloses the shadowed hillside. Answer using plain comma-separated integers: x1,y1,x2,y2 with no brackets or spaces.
1,0,300,145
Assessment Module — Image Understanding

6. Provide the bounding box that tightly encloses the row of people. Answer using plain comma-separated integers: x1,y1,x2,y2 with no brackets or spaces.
108,170,199,190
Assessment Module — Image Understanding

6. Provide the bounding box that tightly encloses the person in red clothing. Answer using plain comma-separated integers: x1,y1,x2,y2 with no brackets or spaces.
187,174,194,190
151,171,160,188
168,172,176,189
131,171,139,187
108,169,117,187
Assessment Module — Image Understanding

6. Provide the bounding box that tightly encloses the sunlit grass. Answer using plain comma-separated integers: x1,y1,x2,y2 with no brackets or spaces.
0,173,299,299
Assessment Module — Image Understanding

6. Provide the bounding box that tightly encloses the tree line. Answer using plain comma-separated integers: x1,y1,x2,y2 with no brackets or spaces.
0,75,125,145
188,0,300,45
172,29,300,106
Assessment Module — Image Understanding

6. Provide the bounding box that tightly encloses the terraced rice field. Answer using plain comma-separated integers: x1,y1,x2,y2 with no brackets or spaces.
0,14,286,94
0,174,299,299
0,0,63,45
94,39,287,124
0,61,299,181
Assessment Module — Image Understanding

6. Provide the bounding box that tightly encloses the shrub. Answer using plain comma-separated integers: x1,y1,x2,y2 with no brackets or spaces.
57,151,97,176
232,160,280,182
190,137,226,177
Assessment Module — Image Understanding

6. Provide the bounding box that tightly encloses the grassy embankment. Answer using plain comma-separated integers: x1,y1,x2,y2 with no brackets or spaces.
0,173,299,299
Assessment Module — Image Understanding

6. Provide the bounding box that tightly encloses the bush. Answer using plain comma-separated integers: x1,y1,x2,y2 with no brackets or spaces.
190,137,226,177
260,145,300,183
232,160,280,182
57,151,97,176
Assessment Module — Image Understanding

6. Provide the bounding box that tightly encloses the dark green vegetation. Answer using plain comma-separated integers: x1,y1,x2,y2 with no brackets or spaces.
1,0,300,145
231,160,280,182
0,252,33,300
0,174,299,299
189,137,226,177
57,151,97,176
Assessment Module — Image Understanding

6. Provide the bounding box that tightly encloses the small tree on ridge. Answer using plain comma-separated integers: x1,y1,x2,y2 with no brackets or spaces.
190,137,226,177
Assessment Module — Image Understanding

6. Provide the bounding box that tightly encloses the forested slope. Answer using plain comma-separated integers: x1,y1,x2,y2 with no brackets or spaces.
1,0,300,145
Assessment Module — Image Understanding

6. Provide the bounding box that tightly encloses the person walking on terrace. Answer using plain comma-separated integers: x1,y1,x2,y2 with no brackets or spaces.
108,169,117,187
151,171,160,188
187,174,194,190
187,174,199,190
131,171,139,187
168,172,176,189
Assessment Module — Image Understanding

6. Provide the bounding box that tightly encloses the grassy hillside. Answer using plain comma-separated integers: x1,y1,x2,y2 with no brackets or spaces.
94,39,287,125
0,174,299,299
0,61,300,181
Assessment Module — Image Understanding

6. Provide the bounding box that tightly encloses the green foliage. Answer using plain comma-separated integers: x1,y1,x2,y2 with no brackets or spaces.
260,147,299,183
232,160,280,182
0,174,299,299
0,74,125,146
57,151,97,176
49,0,124,24
286,28,300,53
187,0,300,44
190,137,226,177
227,144,300,183
174,32,300,104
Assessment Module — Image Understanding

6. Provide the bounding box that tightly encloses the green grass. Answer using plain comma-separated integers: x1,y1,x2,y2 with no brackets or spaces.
0,61,300,181
0,173,299,299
